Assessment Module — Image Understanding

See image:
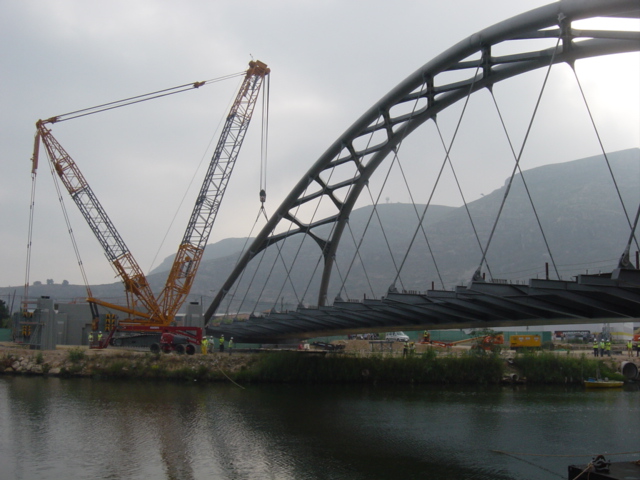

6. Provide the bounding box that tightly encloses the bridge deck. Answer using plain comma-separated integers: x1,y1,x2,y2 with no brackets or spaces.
206,268,640,343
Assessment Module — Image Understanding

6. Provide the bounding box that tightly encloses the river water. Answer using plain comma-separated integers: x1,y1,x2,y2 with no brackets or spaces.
1,377,638,480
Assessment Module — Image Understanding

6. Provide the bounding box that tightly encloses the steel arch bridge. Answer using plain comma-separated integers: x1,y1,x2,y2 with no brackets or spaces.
205,0,640,342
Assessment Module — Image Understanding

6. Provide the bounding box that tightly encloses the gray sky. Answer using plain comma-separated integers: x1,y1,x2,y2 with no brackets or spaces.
1,0,638,289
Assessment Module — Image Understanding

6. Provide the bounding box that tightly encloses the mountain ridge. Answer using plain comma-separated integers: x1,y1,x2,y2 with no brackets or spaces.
5,148,639,312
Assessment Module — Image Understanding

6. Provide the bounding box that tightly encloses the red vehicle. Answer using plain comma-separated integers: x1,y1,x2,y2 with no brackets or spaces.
101,325,202,355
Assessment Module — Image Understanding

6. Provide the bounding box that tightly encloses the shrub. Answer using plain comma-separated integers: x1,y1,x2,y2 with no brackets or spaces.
67,348,85,364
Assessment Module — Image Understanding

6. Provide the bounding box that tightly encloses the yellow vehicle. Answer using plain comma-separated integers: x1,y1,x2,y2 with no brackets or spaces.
509,334,541,350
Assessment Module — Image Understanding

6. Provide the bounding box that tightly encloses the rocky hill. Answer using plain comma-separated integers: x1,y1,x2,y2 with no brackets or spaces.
5,148,639,312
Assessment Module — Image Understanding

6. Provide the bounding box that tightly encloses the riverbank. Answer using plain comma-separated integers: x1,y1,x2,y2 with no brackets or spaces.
1,341,634,385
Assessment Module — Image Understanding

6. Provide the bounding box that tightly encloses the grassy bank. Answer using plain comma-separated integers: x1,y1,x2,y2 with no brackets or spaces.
511,351,624,383
241,351,505,385
0,347,629,385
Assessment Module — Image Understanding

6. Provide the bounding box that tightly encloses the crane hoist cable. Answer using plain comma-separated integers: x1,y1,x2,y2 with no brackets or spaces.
259,73,270,208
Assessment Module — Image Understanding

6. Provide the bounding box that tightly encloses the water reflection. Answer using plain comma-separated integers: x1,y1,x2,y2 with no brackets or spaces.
1,377,638,480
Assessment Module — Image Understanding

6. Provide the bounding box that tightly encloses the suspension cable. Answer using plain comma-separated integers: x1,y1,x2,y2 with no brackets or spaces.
488,89,561,280
393,64,484,287
234,179,319,315
475,36,562,278
620,202,640,268
336,116,406,296
394,153,446,288
570,64,640,254
344,222,377,298
220,203,271,317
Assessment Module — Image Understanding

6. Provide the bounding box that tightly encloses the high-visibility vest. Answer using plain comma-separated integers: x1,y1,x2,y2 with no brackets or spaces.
593,342,598,348
219,337,224,345
605,342,611,350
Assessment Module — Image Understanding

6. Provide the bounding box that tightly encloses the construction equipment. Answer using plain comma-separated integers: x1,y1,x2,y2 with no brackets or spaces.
31,60,270,351
509,334,541,350
473,333,505,351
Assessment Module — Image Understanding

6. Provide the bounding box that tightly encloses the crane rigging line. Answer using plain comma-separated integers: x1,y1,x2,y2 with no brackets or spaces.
23,172,37,311
42,71,245,124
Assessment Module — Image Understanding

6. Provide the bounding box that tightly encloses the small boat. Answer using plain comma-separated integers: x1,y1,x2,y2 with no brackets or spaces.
584,378,624,388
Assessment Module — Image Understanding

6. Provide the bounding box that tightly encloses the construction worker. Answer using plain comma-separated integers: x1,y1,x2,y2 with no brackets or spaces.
201,336,208,355
403,340,409,358
593,339,599,357
219,334,225,353
605,339,611,357
423,330,430,343
599,339,605,358
628,340,633,357
88,330,94,346
229,337,234,355
97,331,103,347
409,341,415,356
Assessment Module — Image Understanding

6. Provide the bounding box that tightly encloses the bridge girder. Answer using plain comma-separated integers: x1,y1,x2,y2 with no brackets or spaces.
207,268,640,343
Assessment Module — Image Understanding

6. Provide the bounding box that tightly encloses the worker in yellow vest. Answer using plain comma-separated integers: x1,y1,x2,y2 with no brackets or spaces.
219,335,225,353
593,339,598,357
97,331,103,347
628,340,633,357
201,336,208,355
88,331,94,346
599,339,605,357
605,340,611,357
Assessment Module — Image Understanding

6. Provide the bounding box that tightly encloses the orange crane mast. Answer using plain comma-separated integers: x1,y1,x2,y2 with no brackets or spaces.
31,60,270,345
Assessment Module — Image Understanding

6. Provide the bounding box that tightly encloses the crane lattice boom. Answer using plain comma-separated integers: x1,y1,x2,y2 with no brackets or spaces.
160,60,270,319
32,60,269,327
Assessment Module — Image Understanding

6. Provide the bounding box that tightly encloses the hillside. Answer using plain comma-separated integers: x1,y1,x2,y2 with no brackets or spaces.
5,148,639,312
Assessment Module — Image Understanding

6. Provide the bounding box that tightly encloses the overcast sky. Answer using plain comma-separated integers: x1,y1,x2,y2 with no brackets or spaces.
1,0,638,291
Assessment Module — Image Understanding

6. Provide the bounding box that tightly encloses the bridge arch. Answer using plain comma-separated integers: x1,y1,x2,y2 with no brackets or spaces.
206,0,640,322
